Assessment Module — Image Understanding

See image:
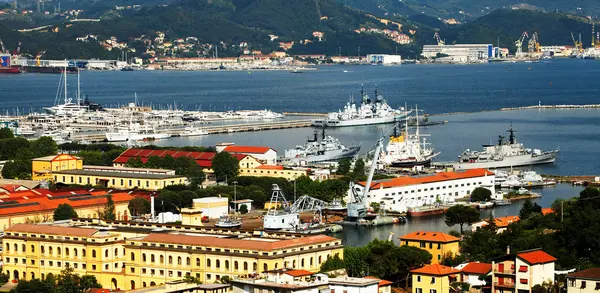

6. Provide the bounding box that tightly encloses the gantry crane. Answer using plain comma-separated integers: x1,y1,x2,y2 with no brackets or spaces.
433,32,445,46
347,137,384,220
515,31,529,57
571,32,583,58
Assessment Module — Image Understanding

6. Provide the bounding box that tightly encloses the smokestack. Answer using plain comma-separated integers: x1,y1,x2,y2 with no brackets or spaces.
151,195,155,219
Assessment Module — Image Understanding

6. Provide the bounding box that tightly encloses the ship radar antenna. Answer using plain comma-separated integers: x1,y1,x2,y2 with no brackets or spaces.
322,125,326,140
507,123,516,144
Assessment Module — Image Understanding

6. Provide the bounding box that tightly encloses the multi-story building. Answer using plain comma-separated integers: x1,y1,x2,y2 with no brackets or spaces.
398,231,460,264
32,154,83,181
350,169,495,213
4,221,344,291
0,188,133,230
411,264,460,293
455,262,492,288
491,249,557,293
566,268,600,293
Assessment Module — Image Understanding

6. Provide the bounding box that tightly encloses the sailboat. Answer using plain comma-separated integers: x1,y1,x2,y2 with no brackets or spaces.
43,66,89,116
104,94,171,142
381,105,440,167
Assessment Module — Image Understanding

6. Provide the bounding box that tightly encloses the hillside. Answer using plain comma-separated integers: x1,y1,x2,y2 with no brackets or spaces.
1,0,422,58
339,0,600,21
436,9,594,52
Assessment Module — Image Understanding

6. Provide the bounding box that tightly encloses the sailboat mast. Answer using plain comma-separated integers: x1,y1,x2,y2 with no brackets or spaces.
77,68,81,105
63,62,68,105
415,104,421,151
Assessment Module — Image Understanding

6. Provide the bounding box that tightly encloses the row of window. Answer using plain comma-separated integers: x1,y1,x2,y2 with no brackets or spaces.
415,275,437,284
133,253,326,270
382,181,486,196
568,280,600,290
55,175,170,188
5,243,124,259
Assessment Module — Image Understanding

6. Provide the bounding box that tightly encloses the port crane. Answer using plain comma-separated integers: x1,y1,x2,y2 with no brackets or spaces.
515,31,529,57
433,32,445,46
571,32,583,57
347,137,384,220
263,184,329,230
527,32,540,54
0,38,6,54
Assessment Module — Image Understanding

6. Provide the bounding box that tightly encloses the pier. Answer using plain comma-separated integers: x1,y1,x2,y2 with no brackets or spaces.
194,119,314,134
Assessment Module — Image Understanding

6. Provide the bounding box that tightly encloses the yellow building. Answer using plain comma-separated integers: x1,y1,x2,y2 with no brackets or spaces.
399,231,460,264
32,154,83,181
239,164,306,180
3,221,344,291
411,264,460,293
52,167,187,191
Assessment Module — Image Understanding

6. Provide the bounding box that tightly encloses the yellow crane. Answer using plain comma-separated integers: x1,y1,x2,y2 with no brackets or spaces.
571,32,583,57
433,32,445,46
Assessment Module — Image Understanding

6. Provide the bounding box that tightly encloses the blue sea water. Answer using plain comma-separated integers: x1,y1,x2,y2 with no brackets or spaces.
2,59,600,114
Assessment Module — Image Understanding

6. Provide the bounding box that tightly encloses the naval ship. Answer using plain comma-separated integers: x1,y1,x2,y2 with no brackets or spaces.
451,126,558,170
284,128,360,163
311,87,411,127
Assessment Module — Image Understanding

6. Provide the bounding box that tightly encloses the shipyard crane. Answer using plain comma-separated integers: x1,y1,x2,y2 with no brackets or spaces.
35,50,46,66
347,137,384,220
515,31,528,57
433,32,445,46
0,38,6,54
528,32,540,54
263,184,329,230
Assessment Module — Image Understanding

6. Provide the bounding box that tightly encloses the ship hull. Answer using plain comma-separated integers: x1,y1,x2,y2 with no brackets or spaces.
453,152,557,170
0,66,22,74
22,66,78,74
407,206,449,217
390,158,432,168
105,132,171,142
311,114,406,127
287,146,360,162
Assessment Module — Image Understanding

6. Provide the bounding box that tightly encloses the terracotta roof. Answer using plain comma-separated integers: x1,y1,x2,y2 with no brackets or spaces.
541,208,554,215
6,223,98,237
283,270,313,277
411,264,461,276
358,169,494,189
399,231,459,243
141,233,339,251
567,268,600,280
0,189,133,217
365,276,393,286
112,148,248,168
517,250,557,265
494,216,520,228
461,262,492,275
224,145,273,154
0,184,26,193
32,154,81,162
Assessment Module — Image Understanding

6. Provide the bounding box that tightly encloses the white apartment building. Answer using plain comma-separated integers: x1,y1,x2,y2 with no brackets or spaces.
491,249,557,293
567,268,600,293
349,169,495,213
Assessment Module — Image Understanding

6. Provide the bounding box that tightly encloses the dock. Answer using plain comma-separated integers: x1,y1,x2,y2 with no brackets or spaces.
199,119,313,134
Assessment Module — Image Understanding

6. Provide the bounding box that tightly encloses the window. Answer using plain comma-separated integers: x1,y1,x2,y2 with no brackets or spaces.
429,243,433,249
57,247,61,255
143,254,147,262
65,248,69,256
225,260,229,270
82,249,86,257
431,277,436,284
169,256,173,264
420,242,426,248
244,262,248,271
151,255,155,263
186,257,190,266
74,249,78,257
177,256,182,265
437,243,441,249
417,276,421,282
569,280,576,287
142,268,147,274
196,258,201,266
160,255,164,264
131,268,135,273
92,250,96,258
595,282,600,290
429,290,436,293
92,265,96,270
178,271,182,277
520,279,528,284
31,245,35,253
518,266,528,272
49,246,53,255
114,248,118,257
207,258,211,267
415,288,422,293
234,261,239,270
264,263,268,271
581,281,587,289
216,260,220,268
105,250,108,258
131,252,135,261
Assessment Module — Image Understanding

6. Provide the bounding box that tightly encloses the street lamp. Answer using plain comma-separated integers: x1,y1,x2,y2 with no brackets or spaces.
233,181,238,214
293,179,296,203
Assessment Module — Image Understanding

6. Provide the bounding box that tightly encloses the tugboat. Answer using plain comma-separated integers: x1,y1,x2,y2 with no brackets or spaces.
284,127,360,163
214,215,242,228
381,106,439,167
450,125,558,170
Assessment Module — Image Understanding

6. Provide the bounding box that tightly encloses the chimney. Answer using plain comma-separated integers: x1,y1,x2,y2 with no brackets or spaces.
151,195,155,219
506,245,511,255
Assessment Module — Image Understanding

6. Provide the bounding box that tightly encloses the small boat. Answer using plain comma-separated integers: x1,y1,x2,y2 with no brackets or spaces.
494,199,512,206
477,201,494,209
516,187,529,195
214,216,242,228
121,67,134,71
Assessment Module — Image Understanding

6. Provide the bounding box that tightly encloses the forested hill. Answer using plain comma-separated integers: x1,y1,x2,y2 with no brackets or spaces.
435,9,595,51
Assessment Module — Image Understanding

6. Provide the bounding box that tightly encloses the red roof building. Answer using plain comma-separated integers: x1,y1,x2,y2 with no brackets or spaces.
517,250,557,265
461,262,492,275
222,145,277,165
112,148,249,169
491,249,556,292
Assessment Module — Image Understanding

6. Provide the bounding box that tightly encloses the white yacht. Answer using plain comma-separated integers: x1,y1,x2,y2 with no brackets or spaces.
179,126,208,137
311,87,411,127
105,124,170,142
44,67,95,116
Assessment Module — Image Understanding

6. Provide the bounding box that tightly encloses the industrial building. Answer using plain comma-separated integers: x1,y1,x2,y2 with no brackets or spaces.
422,44,493,62
350,169,495,213
366,54,402,65
2,221,344,290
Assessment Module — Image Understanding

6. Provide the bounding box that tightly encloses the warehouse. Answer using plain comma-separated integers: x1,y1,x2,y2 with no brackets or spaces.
422,44,493,63
366,54,402,65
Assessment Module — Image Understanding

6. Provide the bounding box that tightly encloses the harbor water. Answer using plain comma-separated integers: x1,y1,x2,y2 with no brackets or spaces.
2,59,599,246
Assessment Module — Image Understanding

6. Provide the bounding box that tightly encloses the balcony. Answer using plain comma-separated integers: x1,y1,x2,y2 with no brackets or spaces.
494,282,515,288
494,268,515,275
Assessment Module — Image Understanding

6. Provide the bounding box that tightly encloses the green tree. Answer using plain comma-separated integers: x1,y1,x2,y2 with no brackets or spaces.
126,156,144,168
531,284,547,293
337,158,351,175
320,254,345,272
128,197,151,216
2,159,32,179
186,164,206,188
12,278,53,293
470,187,492,202
211,152,239,182
353,158,366,175
370,202,381,213
239,204,248,214
53,203,78,221
103,195,116,220
145,155,163,168
56,267,100,293
183,274,203,284
519,199,542,219
445,205,480,234
79,275,102,292
219,276,232,284
30,136,58,158
0,128,14,139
